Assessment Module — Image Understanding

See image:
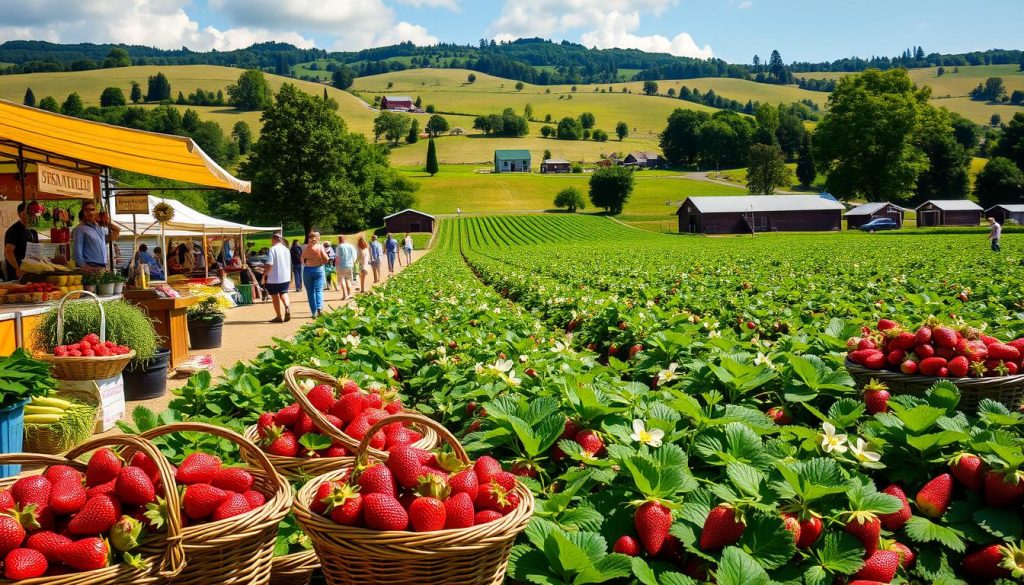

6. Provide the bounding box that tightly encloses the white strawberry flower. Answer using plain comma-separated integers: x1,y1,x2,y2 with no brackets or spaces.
848,437,881,463
820,422,848,454
474,362,484,375
491,359,514,373
709,330,722,339
503,371,522,387
551,341,570,353
657,363,679,385
630,419,665,448
298,379,315,392
367,382,385,392
754,352,775,369
343,334,361,347
519,354,529,363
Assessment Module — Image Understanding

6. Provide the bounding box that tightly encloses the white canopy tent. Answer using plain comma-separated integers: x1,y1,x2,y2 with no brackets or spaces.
111,195,279,278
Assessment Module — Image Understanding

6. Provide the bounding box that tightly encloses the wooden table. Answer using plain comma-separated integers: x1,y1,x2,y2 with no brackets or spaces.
125,294,199,368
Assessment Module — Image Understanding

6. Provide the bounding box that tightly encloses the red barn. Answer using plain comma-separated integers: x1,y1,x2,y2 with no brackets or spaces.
844,202,906,229
380,96,414,111
677,195,845,234
914,200,983,227
384,209,434,234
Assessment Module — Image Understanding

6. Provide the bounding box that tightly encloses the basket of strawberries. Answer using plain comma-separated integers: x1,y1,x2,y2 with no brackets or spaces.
845,317,1024,410
136,422,292,585
293,412,534,585
242,366,437,479
0,433,185,583
34,292,135,381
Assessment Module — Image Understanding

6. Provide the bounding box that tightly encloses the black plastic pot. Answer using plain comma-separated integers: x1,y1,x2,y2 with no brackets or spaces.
123,348,171,401
188,317,224,349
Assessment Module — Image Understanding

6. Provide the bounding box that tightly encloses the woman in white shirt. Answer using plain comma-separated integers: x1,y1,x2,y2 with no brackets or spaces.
402,233,413,265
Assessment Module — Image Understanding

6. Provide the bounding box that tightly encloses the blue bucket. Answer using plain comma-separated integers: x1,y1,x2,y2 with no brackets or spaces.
0,398,28,478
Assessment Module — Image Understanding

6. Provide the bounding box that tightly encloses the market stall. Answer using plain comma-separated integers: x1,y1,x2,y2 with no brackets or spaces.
0,99,251,361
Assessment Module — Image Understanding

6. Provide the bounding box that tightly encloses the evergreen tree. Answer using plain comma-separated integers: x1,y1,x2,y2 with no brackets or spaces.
146,72,171,102
176,91,187,105
407,120,420,144
61,93,84,117
425,137,439,176
752,55,761,72
232,121,252,155
768,50,787,84
23,88,35,107
796,133,816,189
130,82,142,103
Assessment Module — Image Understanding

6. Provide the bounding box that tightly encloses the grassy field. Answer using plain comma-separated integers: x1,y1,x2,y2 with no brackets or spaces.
612,77,826,108
291,59,334,81
796,64,1024,123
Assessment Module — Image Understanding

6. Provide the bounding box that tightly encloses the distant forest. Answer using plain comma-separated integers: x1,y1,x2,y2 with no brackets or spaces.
1,38,1021,88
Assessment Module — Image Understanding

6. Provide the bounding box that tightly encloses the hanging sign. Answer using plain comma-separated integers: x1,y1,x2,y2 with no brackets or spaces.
36,164,96,199
116,191,150,214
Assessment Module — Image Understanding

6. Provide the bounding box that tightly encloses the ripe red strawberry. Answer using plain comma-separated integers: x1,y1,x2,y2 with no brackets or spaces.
409,497,446,532
878,484,911,530
24,531,70,563
476,483,518,514
4,548,47,580
306,384,336,413
212,468,255,493
766,406,791,425
947,355,970,377
361,393,383,411
915,473,953,518
274,404,301,427
962,543,1024,581
490,471,516,492
358,464,397,497
386,446,431,490
58,536,109,571
900,359,919,375
844,513,881,555
919,357,947,377
175,453,221,485
12,476,51,508
330,392,364,423
796,515,823,548
362,493,408,531
889,542,916,569
115,466,156,506
700,504,744,551
913,343,936,359
782,514,801,544
264,429,299,457
43,465,83,485
877,319,899,331
628,344,643,359
891,331,917,350
862,351,887,370
256,413,276,437
574,430,605,457
886,349,905,366
857,338,877,351
852,550,899,582
320,446,349,458
633,501,672,555
933,326,958,348
988,343,1021,361
862,380,890,414
949,454,985,492
339,379,360,395
48,480,87,515
85,449,122,487
473,456,503,485
243,491,266,509
474,510,503,525
448,468,479,502
67,495,120,535
443,492,474,529
0,491,12,513
183,484,228,520
84,479,116,500
848,348,874,364
0,515,26,558
211,492,251,521
984,470,1024,507
311,481,343,515
613,535,641,556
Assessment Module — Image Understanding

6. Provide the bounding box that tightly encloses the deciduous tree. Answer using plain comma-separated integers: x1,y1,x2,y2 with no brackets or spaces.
642,80,659,96
332,65,355,90
554,187,585,212
991,112,1024,171
588,166,634,214
974,157,1024,208
227,70,273,111
556,117,583,140
578,112,596,129
660,109,710,167
425,114,449,137
746,144,793,194
374,111,412,145
99,87,126,107
232,121,252,154
61,92,83,116
102,48,131,68
616,121,628,141
38,96,59,112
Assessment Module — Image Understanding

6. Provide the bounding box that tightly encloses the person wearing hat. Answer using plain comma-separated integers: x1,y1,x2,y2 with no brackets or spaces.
263,232,293,322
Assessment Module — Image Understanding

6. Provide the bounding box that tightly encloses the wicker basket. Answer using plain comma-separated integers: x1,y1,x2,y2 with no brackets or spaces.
269,550,319,585
34,291,135,380
293,413,534,585
241,366,437,479
22,402,97,454
846,358,1024,411
137,422,292,585
0,434,185,584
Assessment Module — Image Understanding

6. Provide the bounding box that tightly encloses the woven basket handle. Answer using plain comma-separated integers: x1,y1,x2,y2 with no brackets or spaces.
0,452,84,468
55,290,105,345
66,433,185,578
283,366,359,449
351,412,468,468
137,421,287,498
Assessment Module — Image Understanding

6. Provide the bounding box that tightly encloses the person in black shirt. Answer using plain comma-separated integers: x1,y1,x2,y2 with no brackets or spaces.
290,239,303,292
4,203,39,281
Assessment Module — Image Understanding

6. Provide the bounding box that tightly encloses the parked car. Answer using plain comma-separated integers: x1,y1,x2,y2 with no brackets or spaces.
858,218,899,231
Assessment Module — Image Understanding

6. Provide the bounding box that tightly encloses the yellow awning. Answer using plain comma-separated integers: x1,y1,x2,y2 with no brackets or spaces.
0,99,250,192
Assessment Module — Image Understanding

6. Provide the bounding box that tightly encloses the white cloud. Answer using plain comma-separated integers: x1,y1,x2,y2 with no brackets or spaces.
738,1,753,9
373,22,439,47
488,0,711,58
394,0,460,10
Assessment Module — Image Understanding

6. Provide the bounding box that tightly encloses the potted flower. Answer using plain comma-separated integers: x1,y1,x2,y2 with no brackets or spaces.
186,285,229,349
96,271,115,296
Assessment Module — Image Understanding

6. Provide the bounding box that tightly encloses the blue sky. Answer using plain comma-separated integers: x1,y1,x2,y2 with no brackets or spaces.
1,0,1021,63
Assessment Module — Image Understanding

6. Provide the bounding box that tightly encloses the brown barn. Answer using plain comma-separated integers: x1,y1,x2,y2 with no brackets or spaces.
914,200,983,227
677,195,845,234
540,159,571,174
380,96,414,111
844,202,906,229
985,204,1024,225
622,152,663,169
384,209,434,234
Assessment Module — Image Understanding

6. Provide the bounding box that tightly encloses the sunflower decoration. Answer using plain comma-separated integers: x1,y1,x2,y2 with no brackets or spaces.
152,201,175,223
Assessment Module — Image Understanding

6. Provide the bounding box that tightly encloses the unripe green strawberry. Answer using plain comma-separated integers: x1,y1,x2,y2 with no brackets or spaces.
110,515,144,552
915,473,953,518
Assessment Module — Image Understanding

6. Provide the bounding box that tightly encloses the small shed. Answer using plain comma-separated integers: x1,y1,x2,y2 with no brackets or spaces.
623,152,663,169
677,194,845,234
449,127,465,135
914,200,983,227
985,204,1024,225
380,96,414,111
540,159,571,174
844,201,906,229
494,149,531,173
384,209,435,234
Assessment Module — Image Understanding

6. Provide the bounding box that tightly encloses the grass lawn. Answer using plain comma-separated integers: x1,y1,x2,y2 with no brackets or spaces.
613,77,826,109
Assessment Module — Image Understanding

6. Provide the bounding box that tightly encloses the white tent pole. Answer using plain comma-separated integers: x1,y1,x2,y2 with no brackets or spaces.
160,223,167,281
202,226,209,278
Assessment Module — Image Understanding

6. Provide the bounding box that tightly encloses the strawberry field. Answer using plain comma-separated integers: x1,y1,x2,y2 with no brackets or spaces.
151,215,1024,584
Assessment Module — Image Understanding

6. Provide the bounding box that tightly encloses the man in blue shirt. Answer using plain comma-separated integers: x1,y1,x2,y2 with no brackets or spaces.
369,235,383,283
384,233,399,277
335,235,356,300
135,243,164,280
73,202,119,270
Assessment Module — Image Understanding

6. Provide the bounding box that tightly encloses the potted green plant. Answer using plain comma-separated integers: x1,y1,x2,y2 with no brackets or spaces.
186,285,228,349
82,272,98,293
0,349,57,477
110,272,126,295
96,272,115,296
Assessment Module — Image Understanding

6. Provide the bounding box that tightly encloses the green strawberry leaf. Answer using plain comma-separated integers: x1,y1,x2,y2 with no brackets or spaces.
297,433,332,452
815,532,865,575
905,516,967,552
924,381,961,412
735,513,796,570
826,398,865,428
847,477,903,514
592,553,633,581
630,557,658,585
895,405,947,434
726,462,765,498
973,508,1024,541
715,546,770,585
658,573,699,585
509,545,562,585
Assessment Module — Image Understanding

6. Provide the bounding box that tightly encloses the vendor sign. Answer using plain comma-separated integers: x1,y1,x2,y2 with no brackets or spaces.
36,164,96,199
115,191,149,214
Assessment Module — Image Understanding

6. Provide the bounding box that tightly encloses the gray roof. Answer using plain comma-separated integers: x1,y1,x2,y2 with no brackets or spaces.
680,195,846,214
627,152,661,161
986,204,1024,213
844,201,906,216
915,200,983,212
542,159,570,164
383,96,413,102
383,208,435,220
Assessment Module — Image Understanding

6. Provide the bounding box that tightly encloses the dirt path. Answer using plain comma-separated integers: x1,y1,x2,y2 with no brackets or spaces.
681,171,799,194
